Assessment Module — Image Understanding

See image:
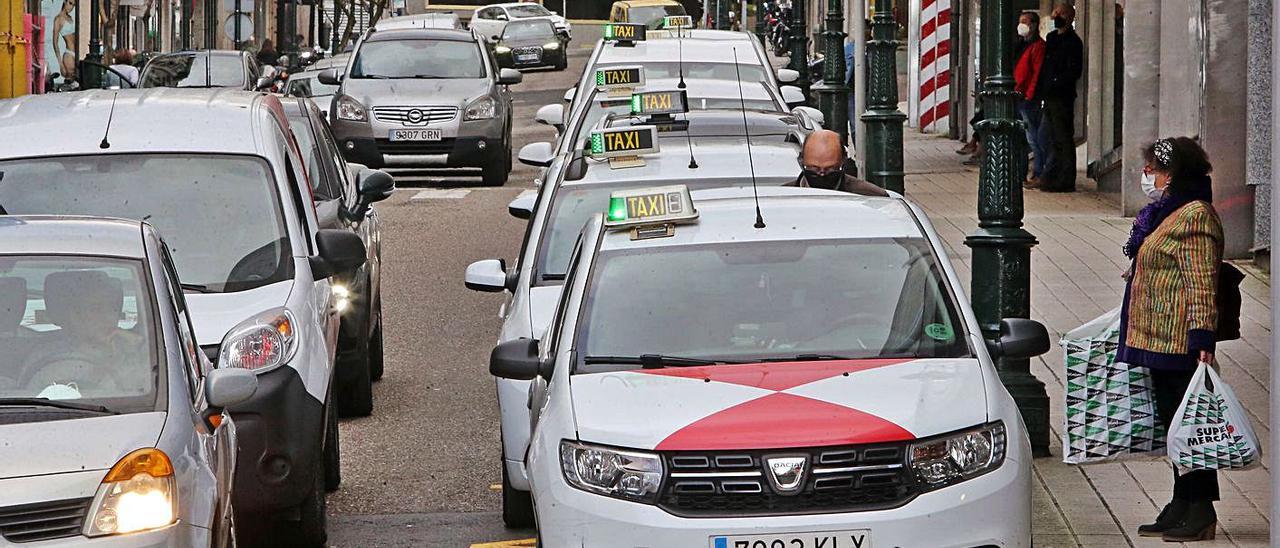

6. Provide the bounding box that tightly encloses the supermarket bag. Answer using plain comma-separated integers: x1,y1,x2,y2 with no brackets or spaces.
1167,361,1262,473
1061,307,1166,464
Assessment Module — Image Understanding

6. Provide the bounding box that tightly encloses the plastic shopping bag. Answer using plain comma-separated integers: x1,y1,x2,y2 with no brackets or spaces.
1167,361,1262,473
1061,307,1166,464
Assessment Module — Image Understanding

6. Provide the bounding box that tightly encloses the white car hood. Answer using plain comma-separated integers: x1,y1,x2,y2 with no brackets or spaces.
570,358,989,451
527,285,561,339
186,280,293,346
0,412,166,479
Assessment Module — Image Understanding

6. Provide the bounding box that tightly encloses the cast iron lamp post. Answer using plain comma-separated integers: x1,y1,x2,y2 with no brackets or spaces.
813,0,847,143
860,0,904,192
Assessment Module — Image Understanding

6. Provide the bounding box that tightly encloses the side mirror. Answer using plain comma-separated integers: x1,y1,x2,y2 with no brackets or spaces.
358,168,396,203
310,229,367,279
986,318,1051,359
490,339,547,380
792,105,825,128
498,68,523,85
255,76,274,91
317,68,342,85
518,142,555,168
508,192,536,219
562,87,575,103
781,85,806,107
534,104,565,133
776,68,800,84
205,368,258,408
492,34,502,42
465,258,516,292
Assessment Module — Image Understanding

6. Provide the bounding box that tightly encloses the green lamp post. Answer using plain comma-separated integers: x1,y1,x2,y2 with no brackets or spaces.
860,0,904,192
82,0,104,88
785,0,808,96
963,0,1049,457
754,0,767,45
813,0,847,143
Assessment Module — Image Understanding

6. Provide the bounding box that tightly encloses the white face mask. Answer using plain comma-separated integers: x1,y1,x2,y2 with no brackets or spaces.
1140,172,1164,200
1017,23,1032,37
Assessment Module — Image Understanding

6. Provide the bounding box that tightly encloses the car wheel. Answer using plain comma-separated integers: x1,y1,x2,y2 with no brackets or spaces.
282,454,327,547
324,400,342,491
482,147,510,186
337,328,374,417
502,464,535,528
368,298,385,382
555,55,567,71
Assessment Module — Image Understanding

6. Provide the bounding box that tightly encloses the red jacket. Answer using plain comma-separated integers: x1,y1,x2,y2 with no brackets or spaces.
1014,39,1045,100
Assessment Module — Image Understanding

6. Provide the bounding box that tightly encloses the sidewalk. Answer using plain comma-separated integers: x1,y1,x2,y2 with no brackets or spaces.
902,131,1272,547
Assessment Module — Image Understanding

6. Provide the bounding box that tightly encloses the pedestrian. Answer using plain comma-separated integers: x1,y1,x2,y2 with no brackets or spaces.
107,48,139,88
1029,2,1082,192
788,130,888,196
1118,137,1224,542
257,39,278,66
1014,10,1046,189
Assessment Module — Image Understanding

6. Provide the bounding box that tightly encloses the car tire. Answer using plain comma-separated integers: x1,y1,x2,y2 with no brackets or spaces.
483,143,510,186
282,452,327,547
337,328,374,417
502,465,535,528
555,56,567,71
324,400,341,491
368,298,385,382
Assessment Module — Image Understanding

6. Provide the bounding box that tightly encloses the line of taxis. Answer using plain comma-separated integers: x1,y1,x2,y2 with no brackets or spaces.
467,19,1051,548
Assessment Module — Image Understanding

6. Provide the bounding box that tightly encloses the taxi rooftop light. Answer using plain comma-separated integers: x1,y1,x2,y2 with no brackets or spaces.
588,125,659,159
629,89,689,117
603,23,646,43
663,15,693,29
595,66,644,92
604,185,699,228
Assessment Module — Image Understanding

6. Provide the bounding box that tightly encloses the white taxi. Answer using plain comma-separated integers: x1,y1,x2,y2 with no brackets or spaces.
488,185,1048,547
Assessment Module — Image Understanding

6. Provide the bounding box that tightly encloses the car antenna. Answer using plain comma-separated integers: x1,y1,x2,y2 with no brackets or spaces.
99,92,119,149
676,28,686,89
732,48,764,229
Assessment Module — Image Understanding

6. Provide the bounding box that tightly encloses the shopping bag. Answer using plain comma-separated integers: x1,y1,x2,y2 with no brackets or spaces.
1167,362,1262,473
1061,307,1166,464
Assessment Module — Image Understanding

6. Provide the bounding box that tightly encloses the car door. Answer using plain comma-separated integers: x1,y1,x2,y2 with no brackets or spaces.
528,223,599,430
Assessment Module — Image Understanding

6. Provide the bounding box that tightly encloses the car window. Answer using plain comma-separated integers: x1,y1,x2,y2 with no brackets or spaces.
287,115,331,200
508,4,552,17
158,245,203,400
576,238,970,368
351,39,486,79
502,20,556,40
140,53,247,88
0,154,294,293
544,234,584,356
628,4,685,28
316,115,355,207
0,256,161,414
286,76,338,98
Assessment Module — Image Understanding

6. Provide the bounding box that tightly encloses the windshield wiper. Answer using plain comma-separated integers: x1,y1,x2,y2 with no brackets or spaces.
584,354,743,369
758,354,854,362
181,283,217,293
0,397,117,414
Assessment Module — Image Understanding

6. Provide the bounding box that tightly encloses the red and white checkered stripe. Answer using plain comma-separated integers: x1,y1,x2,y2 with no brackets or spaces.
917,0,951,132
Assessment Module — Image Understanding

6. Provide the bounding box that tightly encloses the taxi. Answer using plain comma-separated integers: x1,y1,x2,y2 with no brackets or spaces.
488,185,1049,547
608,0,686,29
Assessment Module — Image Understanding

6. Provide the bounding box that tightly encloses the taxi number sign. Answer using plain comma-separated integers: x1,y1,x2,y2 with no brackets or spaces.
589,126,658,158
630,90,689,116
595,66,644,90
603,23,647,41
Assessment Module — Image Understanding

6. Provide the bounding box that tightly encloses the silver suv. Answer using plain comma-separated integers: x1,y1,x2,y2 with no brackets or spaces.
320,27,524,185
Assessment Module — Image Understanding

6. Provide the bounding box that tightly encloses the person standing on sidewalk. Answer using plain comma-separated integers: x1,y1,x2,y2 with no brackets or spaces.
1014,11,1046,189
1030,3,1082,192
1118,138,1224,542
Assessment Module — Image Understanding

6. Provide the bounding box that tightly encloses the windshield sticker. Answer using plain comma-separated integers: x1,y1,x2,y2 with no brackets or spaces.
924,323,954,342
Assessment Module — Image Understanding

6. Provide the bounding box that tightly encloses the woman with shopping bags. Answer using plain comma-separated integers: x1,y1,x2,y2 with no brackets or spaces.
1117,137,1224,541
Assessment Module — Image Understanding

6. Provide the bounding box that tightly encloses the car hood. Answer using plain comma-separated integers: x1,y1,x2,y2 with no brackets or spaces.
340,77,492,109
527,285,561,339
570,358,989,451
186,279,293,346
0,412,166,479
501,37,559,48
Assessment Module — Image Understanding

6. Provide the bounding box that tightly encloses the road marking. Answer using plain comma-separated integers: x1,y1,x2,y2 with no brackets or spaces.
488,483,503,491
411,189,472,200
471,540,537,548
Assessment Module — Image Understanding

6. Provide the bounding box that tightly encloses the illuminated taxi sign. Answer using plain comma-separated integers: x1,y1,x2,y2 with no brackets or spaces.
595,66,644,91
588,126,659,159
663,15,693,28
605,185,699,228
630,89,689,116
603,23,647,42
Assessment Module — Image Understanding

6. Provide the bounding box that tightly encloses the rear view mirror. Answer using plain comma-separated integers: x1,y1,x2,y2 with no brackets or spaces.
776,68,800,84
781,85,806,107
465,258,516,292
986,318,1051,359
317,68,341,85
498,68,524,85
518,142,556,167
534,104,565,133
490,339,546,380
205,368,258,408
255,76,274,91
508,192,536,219
358,168,396,203
792,106,825,128
310,229,367,279
562,88,576,103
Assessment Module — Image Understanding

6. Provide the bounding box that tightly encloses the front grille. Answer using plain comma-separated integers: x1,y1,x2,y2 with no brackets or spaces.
0,498,91,543
371,106,458,125
375,138,456,156
658,443,918,517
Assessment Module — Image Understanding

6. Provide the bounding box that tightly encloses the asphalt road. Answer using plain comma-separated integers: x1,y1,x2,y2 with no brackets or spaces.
325,27,604,547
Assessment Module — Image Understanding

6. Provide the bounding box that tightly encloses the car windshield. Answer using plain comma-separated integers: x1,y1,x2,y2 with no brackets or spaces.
629,4,686,28
503,20,556,41
0,256,160,414
286,76,337,97
508,4,552,17
0,154,292,293
140,53,245,88
351,39,485,79
577,239,970,367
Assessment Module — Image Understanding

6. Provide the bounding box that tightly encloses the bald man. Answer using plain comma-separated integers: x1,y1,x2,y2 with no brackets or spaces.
787,130,889,197
1031,2,1082,193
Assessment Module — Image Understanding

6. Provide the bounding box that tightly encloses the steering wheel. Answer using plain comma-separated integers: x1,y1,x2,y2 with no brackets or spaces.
21,352,124,393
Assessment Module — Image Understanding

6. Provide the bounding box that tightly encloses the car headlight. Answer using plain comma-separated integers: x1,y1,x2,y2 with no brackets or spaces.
336,94,367,122
908,421,1006,490
464,96,497,120
543,42,560,50
560,440,663,503
217,307,298,373
84,448,178,537
495,46,512,54
332,283,352,314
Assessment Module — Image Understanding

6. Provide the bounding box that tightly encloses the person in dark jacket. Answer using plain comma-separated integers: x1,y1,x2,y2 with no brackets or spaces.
1120,138,1224,542
1029,3,1082,192
788,130,888,196
1014,11,1046,188
257,39,278,66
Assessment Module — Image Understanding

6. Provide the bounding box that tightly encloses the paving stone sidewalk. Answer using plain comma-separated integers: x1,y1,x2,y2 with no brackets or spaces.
899,131,1272,547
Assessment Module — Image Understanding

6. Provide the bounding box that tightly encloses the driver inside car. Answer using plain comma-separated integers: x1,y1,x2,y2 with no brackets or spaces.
21,270,149,396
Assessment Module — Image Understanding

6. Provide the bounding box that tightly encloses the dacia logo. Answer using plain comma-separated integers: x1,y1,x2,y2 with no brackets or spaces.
764,456,808,495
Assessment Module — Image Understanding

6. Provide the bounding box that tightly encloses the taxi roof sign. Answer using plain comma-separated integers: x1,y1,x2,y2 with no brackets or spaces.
605,184,699,228
662,15,693,28
630,89,689,116
595,66,644,92
603,23,647,42
589,125,659,159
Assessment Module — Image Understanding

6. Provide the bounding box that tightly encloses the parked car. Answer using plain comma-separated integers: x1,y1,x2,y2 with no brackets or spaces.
285,69,341,120
493,19,568,70
0,88,368,546
375,12,465,30
139,50,269,90
0,216,258,547
282,96,393,416
609,0,687,29
471,2,571,39
320,27,523,185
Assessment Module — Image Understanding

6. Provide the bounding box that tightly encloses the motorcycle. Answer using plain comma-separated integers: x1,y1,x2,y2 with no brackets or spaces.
770,12,791,56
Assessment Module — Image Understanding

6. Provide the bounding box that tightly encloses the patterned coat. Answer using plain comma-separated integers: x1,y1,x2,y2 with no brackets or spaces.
1125,201,1223,357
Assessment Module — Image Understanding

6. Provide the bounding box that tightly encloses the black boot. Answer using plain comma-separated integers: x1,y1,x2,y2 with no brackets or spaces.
1137,499,1188,537
1162,501,1217,542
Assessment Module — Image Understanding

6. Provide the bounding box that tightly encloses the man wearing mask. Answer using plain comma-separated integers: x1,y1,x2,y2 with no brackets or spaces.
1032,3,1083,192
1014,10,1047,189
787,130,888,196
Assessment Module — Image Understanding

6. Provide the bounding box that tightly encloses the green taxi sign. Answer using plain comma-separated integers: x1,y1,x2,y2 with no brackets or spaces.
588,126,659,159
630,89,689,116
595,66,644,91
603,23,647,42
604,185,699,227
662,15,693,29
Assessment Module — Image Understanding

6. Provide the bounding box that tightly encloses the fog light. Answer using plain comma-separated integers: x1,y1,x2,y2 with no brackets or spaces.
345,141,356,150
477,140,487,150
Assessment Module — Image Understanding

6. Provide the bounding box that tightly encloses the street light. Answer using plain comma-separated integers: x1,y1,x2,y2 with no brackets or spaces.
813,0,847,144
83,0,104,88
963,0,1048,457
860,0,904,192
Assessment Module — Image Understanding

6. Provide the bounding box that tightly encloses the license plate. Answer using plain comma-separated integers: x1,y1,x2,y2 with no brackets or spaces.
710,530,871,548
389,129,442,141
516,53,540,62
